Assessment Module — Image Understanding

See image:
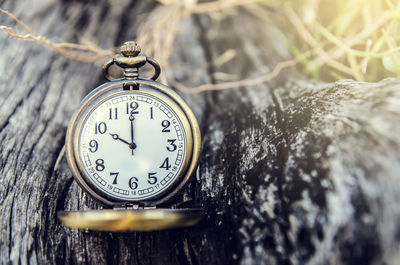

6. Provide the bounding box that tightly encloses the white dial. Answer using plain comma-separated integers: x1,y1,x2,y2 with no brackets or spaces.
77,92,188,201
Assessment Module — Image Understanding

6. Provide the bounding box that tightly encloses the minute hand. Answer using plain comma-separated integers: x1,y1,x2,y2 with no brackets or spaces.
129,115,136,155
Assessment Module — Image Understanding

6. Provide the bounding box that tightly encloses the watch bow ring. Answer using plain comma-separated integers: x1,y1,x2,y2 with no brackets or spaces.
102,42,161,81
58,41,203,232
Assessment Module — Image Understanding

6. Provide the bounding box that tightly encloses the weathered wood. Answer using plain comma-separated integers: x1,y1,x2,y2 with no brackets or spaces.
1,1,400,265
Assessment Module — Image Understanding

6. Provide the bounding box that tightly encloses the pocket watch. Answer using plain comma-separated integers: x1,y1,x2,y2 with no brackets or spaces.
58,41,202,231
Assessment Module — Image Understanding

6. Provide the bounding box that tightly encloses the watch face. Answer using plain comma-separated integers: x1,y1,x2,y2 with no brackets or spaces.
76,91,189,201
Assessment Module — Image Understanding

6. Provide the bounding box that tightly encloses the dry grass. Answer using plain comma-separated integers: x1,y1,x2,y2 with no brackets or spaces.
136,0,253,84
276,0,400,81
0,9,114,63
1,0,399,93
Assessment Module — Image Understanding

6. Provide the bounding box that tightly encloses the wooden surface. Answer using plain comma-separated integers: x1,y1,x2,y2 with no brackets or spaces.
1,0,400,264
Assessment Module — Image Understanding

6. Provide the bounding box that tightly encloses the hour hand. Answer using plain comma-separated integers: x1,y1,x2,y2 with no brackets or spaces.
110,133,130,146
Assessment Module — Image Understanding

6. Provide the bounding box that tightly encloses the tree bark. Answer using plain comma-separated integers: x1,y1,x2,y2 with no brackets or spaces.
1,1,399,265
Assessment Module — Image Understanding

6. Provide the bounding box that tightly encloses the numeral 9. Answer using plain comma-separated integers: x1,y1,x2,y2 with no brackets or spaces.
89,140,98,152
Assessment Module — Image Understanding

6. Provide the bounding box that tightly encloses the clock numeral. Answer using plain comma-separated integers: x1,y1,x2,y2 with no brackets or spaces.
129,177,138,190
95,159,105,171
161,120,170,132
148,172,157,184
95,122,107,134
160,158,171,170
127,102,139,115
109,107,118,120
110,172,119,184
167,139,177,152
150,107,154,119
89,140,98,152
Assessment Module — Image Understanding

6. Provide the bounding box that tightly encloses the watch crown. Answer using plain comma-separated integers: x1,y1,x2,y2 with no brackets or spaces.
120,41,141,57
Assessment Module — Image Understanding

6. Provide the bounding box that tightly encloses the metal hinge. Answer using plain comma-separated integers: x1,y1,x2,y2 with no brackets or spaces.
113,203,156,210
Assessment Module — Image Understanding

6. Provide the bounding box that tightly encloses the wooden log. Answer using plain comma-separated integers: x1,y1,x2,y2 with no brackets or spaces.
1,1,399,264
